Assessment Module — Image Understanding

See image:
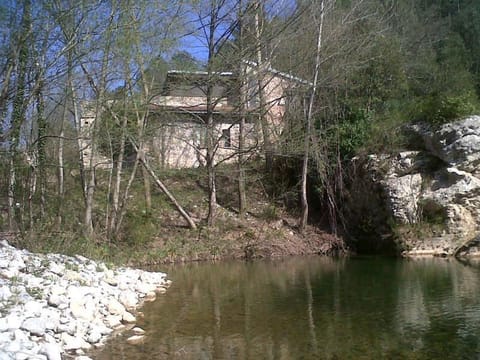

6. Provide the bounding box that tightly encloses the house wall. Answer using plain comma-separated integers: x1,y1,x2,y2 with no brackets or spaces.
148,121,258,169
79,106,112,169
244,67,291,152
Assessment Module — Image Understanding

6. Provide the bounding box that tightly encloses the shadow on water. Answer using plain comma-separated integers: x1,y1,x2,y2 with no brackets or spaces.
95,256,480,360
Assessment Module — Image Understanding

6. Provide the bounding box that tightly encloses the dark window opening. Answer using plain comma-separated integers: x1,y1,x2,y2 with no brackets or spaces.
222,129,231,148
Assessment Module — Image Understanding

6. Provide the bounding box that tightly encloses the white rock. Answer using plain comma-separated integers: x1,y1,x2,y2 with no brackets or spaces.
40,342,62,360
24,301,44,317
0,353,12,360
61,333,91,351
47,294,67,308
90,324,112,336
13,329,28,342
0,331,13,344
135,282,157,294
5,340,21,353
122,311,136,323
107,298,125,315
74,320,90,337
143,292,156,302
74,255,88,263
156,287,167,294
140,271,165,284
15,351,46,360
119,290,138,309
0,268,19,279
105,315,122,328
103,270,116,283
6,314,23,330
0,241,170,357
25,276,43,288
132,327,145,335
48,261,65,276
421,116,480,172
42,310,60,331
86,330,102,344
64,270,85,283
49,285,65,296
0,286,12,301
21,318,46,337
70,299,90,320
57,322,76,336
126,335,144,345
0,318,7,332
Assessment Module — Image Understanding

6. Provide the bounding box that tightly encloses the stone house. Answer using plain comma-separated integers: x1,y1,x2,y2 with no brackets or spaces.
147,62,311,169
81,62,310,169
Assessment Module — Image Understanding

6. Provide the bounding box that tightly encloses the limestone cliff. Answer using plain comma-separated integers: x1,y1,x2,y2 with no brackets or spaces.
346,116,480,257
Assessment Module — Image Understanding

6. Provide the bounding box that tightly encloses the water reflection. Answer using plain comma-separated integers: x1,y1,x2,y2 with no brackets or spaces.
95,257,480,360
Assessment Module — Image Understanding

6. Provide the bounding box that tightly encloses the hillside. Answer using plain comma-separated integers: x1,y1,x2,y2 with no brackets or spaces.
8,162,343,266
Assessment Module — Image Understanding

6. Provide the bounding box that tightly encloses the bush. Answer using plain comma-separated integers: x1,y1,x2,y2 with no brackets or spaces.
327,107,372,159
417,92,479,125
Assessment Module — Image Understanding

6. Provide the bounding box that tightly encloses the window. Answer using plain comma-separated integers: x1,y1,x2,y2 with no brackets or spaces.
222,129,231,148
247,79,259,108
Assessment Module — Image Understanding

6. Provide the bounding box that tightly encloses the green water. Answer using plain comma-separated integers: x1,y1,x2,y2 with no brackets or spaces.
95,257,480,359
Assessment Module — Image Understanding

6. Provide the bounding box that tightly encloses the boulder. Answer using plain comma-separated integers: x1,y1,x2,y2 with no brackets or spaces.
122,311,136,324
126,335,144,345
106,298,125,316
40,342,62,360
118,290,138,310
21,318,46,337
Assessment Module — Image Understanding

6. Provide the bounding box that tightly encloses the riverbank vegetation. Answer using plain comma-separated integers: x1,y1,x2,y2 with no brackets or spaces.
1,0,479,261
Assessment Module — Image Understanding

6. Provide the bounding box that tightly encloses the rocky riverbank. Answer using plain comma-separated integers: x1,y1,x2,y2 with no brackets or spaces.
0,240,170,360
345,116,480,257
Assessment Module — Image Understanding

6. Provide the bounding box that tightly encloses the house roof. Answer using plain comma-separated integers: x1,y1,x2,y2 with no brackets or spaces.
166,70,234,77
242,60,313,86
164,61,312,86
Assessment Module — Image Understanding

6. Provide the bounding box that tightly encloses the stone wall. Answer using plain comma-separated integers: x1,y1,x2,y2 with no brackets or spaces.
148,121,258,169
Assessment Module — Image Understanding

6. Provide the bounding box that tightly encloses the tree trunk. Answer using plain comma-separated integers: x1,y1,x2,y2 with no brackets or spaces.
83,6,115,238
36,79,46,219
8,0,31,231
237,0,247,217
254,1,273,173
57,99,66,227
104,104,197,232
8,157,17,231
206,0,218,226
142,165,152,212
299,0,325,232
139,156,197,230
109,112,127,237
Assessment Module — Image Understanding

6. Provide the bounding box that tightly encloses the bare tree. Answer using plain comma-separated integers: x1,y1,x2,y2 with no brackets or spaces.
299,0,326,232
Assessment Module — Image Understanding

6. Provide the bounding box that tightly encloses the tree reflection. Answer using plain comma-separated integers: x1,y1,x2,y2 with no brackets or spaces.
96,258,480,360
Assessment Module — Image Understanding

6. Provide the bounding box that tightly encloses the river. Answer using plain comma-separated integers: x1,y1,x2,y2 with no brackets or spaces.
95,256,480,359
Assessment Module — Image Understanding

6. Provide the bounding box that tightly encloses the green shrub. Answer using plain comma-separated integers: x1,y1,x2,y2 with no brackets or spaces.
417,92,478,125
327,107,372,159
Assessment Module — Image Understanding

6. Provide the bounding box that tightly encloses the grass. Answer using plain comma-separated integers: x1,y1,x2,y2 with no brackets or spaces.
7,161,341,266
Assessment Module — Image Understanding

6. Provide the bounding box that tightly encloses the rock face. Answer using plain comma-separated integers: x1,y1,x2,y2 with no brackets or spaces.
0,240,170,359
420,116,480,173
348,116,480,257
